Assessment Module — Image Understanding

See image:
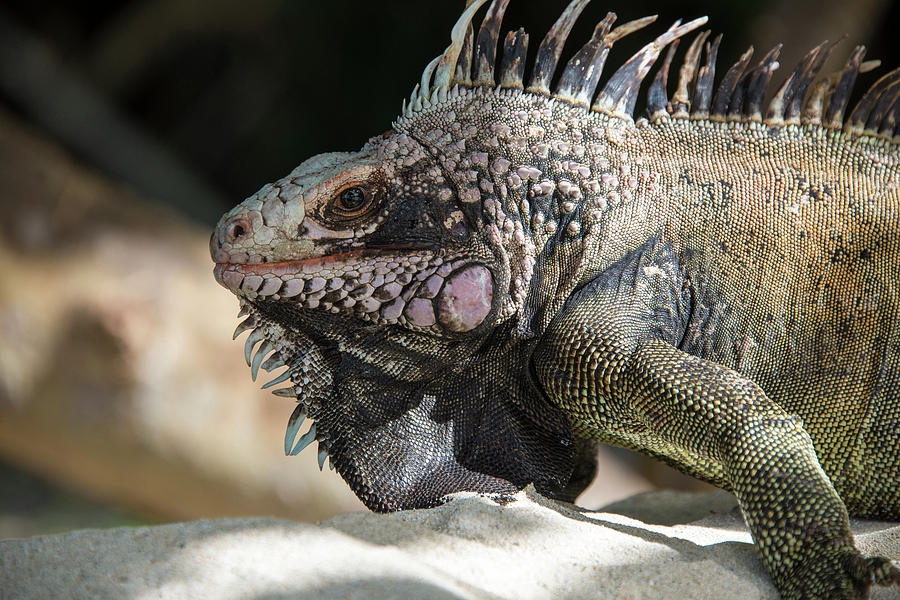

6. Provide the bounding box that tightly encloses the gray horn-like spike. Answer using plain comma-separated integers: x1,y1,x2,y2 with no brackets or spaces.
527,0,592,94
261,353,284,372
572,14,659,105
434,0,489,91
743,44,782,121
284,404,307,455
473,0,511,86
825,45,867,128
691,34,722,119
418,56,442,106
555,13,617,106
409,83,422,112
671,30,710,118
262,369,292,390
233,316,257,340
498,28,529,89
289,424,317,456
646,40,679,120
594,17,709,118
250,340,274,381
711,46,754,119
244,327,265,366
272,386,298,398
317,444,328,471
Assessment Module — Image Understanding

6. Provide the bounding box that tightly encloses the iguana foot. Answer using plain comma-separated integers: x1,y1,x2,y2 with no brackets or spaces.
870,557,900,587
778,550,899,600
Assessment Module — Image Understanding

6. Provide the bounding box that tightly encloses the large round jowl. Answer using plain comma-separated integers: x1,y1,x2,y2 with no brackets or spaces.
436,264,493,333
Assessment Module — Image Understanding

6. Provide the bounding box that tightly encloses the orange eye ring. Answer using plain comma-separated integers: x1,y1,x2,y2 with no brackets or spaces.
330,183,376,220
337,186,367,213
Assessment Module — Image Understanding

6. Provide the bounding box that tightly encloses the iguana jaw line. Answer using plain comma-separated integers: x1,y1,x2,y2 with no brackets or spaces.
215,244,496,334
213,244,437,296
214,245,432,277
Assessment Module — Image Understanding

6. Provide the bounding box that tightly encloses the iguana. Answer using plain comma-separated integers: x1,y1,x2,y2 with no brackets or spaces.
210,1,900,597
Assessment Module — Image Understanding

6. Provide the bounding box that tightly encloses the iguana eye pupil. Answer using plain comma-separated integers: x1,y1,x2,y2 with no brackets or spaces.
338,187,367,212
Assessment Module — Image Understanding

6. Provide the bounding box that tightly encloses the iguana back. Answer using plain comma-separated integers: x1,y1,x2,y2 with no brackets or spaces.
674,121,900,518
552,114,900,518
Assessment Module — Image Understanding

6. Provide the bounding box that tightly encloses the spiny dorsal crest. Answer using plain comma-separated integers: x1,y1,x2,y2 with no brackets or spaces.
399,0,900,143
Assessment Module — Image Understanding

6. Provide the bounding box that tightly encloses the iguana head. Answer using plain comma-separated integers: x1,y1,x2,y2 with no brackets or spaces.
210,128,562,512
211,0,707,511
211,141,503,337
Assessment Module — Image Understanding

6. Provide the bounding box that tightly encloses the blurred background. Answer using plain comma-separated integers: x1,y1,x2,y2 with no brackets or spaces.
0,0,897,538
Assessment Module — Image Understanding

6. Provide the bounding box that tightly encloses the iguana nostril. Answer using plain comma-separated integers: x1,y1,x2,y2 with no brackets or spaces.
225,216,252,244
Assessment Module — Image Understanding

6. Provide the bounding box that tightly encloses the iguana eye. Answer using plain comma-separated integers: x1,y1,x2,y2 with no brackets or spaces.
335,186,370,216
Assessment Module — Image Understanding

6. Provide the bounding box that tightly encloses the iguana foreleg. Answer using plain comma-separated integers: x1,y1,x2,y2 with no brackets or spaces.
533,278,900,599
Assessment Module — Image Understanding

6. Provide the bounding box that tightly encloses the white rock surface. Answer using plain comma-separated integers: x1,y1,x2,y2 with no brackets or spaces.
2,488,898,599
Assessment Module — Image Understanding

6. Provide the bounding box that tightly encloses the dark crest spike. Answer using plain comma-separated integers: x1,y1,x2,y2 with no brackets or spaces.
433,0,489,91
593,17,708,118
671,30,711,117
499,28,529,89
783,40,840,124
692,34,722,119
867,79,900,133
766,41,830,124
878,92,900,136
727,72,750,119
455,21,475,85
555,14,617,107
647,41,679,120
527,0,592,94
804,76,837,125
473,0,511,86
887,97,900,138
564,15,658,106
825,45,867,128
848,69,900,133
743,45,782,121
711,46,754,119
803,58,880,125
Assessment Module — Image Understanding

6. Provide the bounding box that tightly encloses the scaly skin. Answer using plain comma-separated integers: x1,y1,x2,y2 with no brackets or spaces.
210,2,899,598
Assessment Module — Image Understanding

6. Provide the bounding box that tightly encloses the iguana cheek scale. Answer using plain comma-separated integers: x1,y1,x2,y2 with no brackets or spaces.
211,1,900,598
214,257,493,332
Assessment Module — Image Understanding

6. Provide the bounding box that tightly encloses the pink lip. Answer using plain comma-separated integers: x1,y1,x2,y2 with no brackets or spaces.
213,245,431,287
214,248,380,277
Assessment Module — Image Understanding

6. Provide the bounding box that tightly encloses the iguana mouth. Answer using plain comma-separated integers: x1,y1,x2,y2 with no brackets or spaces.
212,245,436,298
215,245,495,334
216,244,433,269
215,245,493,333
